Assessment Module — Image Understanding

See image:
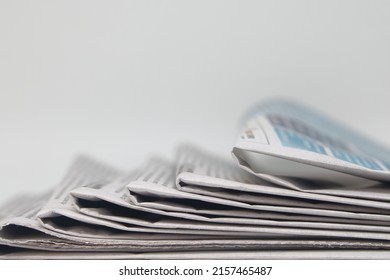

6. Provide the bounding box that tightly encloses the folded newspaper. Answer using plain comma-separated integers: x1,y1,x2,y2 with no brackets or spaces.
2,99,390,259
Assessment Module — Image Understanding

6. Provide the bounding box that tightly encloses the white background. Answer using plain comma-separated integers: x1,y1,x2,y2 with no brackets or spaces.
0,1,389,205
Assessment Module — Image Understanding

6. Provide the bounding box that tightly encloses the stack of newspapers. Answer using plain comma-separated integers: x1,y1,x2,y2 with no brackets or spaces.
2,99,390,259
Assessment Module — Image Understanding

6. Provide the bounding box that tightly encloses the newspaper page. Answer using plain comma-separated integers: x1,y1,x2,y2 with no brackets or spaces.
0,158,222,254
121,158,390,242
35,157,251,239
129,159,390,224
71,173,276,238
73,183,385,250
1,161,276,255
70,162,390,249
6,173,378,254
72,164,390,235
37,155,123,218
0,161,121,252
0,194,190,252
176,145,390,215
232,99,390,186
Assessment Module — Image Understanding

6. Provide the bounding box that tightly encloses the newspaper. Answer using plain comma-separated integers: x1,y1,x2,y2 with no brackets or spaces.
232,99,390,187
177,146,390,209
38,163,267,238
0,161,209,252
2,98,390,259
129,158,390,223
71,175,277,238
121,158,390,241
70,164,390,249
176,146,390,220
0,159,296,256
